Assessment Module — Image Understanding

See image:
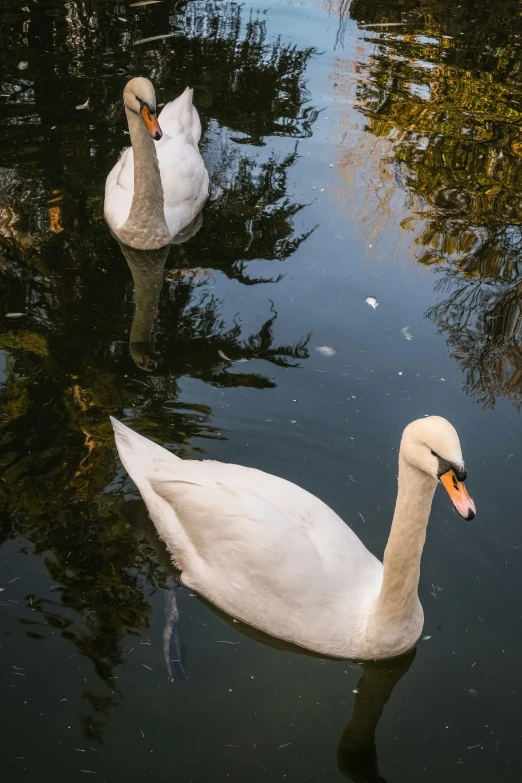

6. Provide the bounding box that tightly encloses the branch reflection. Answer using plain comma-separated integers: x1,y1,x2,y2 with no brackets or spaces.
334,0,522,408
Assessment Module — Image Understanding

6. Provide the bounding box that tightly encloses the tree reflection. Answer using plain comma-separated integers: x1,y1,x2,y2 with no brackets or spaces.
339,0,522,408
122,235,310,385
0,0,314,723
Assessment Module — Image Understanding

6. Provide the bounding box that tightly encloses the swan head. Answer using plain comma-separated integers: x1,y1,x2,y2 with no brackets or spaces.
401,416,476,520
123,77,162,141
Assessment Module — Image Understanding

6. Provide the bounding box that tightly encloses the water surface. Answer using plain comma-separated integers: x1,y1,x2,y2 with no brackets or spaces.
1,0,521,780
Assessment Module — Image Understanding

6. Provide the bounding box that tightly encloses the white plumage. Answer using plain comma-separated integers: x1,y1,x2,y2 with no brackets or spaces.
111,415,475,659
104,78,209,249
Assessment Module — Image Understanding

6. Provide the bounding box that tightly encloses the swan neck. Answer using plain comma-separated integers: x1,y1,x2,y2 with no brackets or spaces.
376,455,437,621
120,108,169,249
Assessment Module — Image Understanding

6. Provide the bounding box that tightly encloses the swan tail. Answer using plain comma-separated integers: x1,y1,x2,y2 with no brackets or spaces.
110,416,180,486
158,87,201,144
178,87,197,139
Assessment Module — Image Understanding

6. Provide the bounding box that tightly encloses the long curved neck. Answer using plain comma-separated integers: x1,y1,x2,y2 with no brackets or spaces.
119,108,170,250
378,455,437,617
366,455,437,655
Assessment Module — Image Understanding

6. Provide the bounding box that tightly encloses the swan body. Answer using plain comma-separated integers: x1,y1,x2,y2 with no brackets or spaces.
104,78,209,250
111,416,475,659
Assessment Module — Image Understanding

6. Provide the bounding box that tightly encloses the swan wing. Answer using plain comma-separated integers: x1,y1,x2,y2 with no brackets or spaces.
110,418,383,656
104,147,134,231
155,87,209,237
156,137,209,238
145,459,381,650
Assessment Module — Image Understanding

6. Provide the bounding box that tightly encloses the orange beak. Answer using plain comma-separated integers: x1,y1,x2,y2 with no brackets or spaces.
140,105,162,140
440,469,476,520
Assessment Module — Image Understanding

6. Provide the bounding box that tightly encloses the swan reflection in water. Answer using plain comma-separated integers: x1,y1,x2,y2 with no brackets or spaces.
337,651,415,782
117,215,310,384
122,498,416,782
118,213,204,372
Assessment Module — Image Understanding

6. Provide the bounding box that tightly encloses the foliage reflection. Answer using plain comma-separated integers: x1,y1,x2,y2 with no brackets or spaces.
338,0,522,407
0,0,313,708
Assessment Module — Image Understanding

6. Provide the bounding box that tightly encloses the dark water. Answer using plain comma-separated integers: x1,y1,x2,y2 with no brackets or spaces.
1,0,521,779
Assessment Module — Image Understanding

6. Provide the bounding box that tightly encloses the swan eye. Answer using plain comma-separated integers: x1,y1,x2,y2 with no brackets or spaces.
433,451,467,482
136,96,156,115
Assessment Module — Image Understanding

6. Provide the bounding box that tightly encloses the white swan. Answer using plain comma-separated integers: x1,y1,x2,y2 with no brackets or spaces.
111,415,475,660
104,77,209,250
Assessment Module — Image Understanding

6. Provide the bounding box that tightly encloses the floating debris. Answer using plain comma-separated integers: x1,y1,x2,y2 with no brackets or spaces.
134,32,177,45
401,326,413,340
76,98,89,110
352,688,359,693
422,635,432,640
364,296,378,310
315,346,336,356
278,743,291,749
17,61,28,70
6,312,24,318
217,350,247,363
129,0,163,5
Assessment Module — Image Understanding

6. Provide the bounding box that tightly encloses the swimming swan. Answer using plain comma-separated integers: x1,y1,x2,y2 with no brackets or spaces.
110,416,475,659
104,77,209,250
